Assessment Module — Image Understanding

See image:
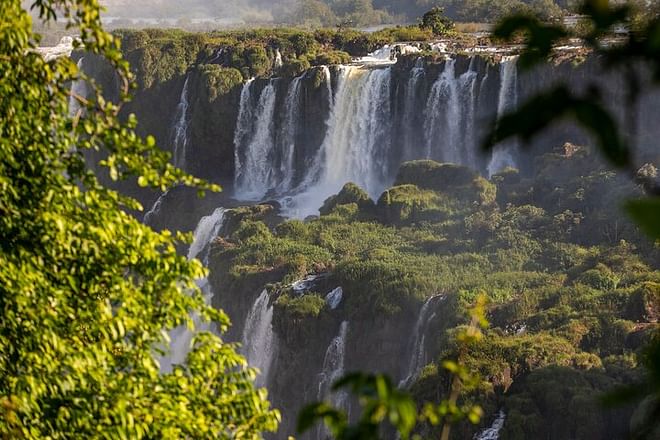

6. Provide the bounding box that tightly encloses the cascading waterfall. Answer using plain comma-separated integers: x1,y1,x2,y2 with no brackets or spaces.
286,66,393,217
399,295,443,388
235,81,278,199
143,189,169,225
172,75,191,169
233,77,255,193
488,56,519,177
459,58,479,168
319,66,392,198
317,321,350,409
424,58,459,162
229,54,522,218
160,207,226,373
277,74,304,192
402,58,426,162
424,58,480,168
475,410,506,440
241,289,277,388
69,57,88,117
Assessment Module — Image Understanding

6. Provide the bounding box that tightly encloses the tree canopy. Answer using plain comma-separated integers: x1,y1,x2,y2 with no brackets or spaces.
0,1,278,438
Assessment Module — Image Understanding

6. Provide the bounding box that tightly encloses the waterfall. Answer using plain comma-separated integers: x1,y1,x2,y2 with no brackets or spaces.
475,410,506,440
172,75,191,169
325,287,343,310
399,295,443,388
286,66,392,218
320,66,392,197
69,57,88,117
321,66,333,105
274,49,283,69
460,58,479,169
402,58,426,161
235,81,278,200
160,207,226,373
241,289,277,388
488,57,519,177
424,59,460,162
143,189,169,225
317,321,350,409
277,74,304,192
233,78,256,193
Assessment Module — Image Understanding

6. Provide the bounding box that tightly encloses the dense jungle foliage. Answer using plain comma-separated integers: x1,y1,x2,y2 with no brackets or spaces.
209,150,659,438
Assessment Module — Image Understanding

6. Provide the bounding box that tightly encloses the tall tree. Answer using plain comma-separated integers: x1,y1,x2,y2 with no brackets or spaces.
0,1,279,438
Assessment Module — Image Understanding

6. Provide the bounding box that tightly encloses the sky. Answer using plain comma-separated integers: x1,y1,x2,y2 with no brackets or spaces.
100,0,294,22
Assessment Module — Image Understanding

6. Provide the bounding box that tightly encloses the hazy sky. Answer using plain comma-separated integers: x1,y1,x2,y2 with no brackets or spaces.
101,0,295,21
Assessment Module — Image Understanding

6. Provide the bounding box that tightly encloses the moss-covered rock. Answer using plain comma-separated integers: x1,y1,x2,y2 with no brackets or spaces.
377,184,454,224
395,160,497,205
319,182,374,216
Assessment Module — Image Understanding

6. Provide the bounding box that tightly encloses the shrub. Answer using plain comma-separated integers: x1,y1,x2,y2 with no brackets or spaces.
575,264,621,291
280,58,312,77
377,184,453,224
313,50,352,66
275,293,326,318
319,182,374,215
197,65,243,101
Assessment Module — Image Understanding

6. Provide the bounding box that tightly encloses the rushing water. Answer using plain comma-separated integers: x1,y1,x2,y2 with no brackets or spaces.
172,75,191,169
488,56,519,176
241,289,277,388
230,54,519,218
399,295,443,388
402,58,426,162
317,321,350,408
69,57,88,117
277,75,303,192
235,81,278,199
475,410,506,440
160,207,226,373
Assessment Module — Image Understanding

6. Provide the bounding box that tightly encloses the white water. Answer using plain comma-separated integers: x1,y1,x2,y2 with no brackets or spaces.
230,57,513,218
460,58,479,168
38,36,76,61
277,74,303,192
283,66,392,217
172,75,191,169
399,295,443,388
317,321,350,409
488,57,519,177
241,289,277,388
475,410,506,440
235,81,278,199
325,287,343,310
402,58,426,161
143,189,169,225
424,59,459,162
160,207,226,373
69,57,88,118
274,49,283,69
233,77,256,193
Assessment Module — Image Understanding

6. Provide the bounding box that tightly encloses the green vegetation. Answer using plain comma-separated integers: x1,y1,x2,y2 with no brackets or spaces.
115,27,408,90
284,0,570,27
212,148,659,437
1,0,278,437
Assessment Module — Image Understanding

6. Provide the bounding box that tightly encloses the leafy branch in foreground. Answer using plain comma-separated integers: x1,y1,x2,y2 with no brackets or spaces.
297,296,489,440
0,0,278,438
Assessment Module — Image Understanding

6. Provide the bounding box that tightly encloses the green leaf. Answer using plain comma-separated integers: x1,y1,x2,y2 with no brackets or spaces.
626,198,660,240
